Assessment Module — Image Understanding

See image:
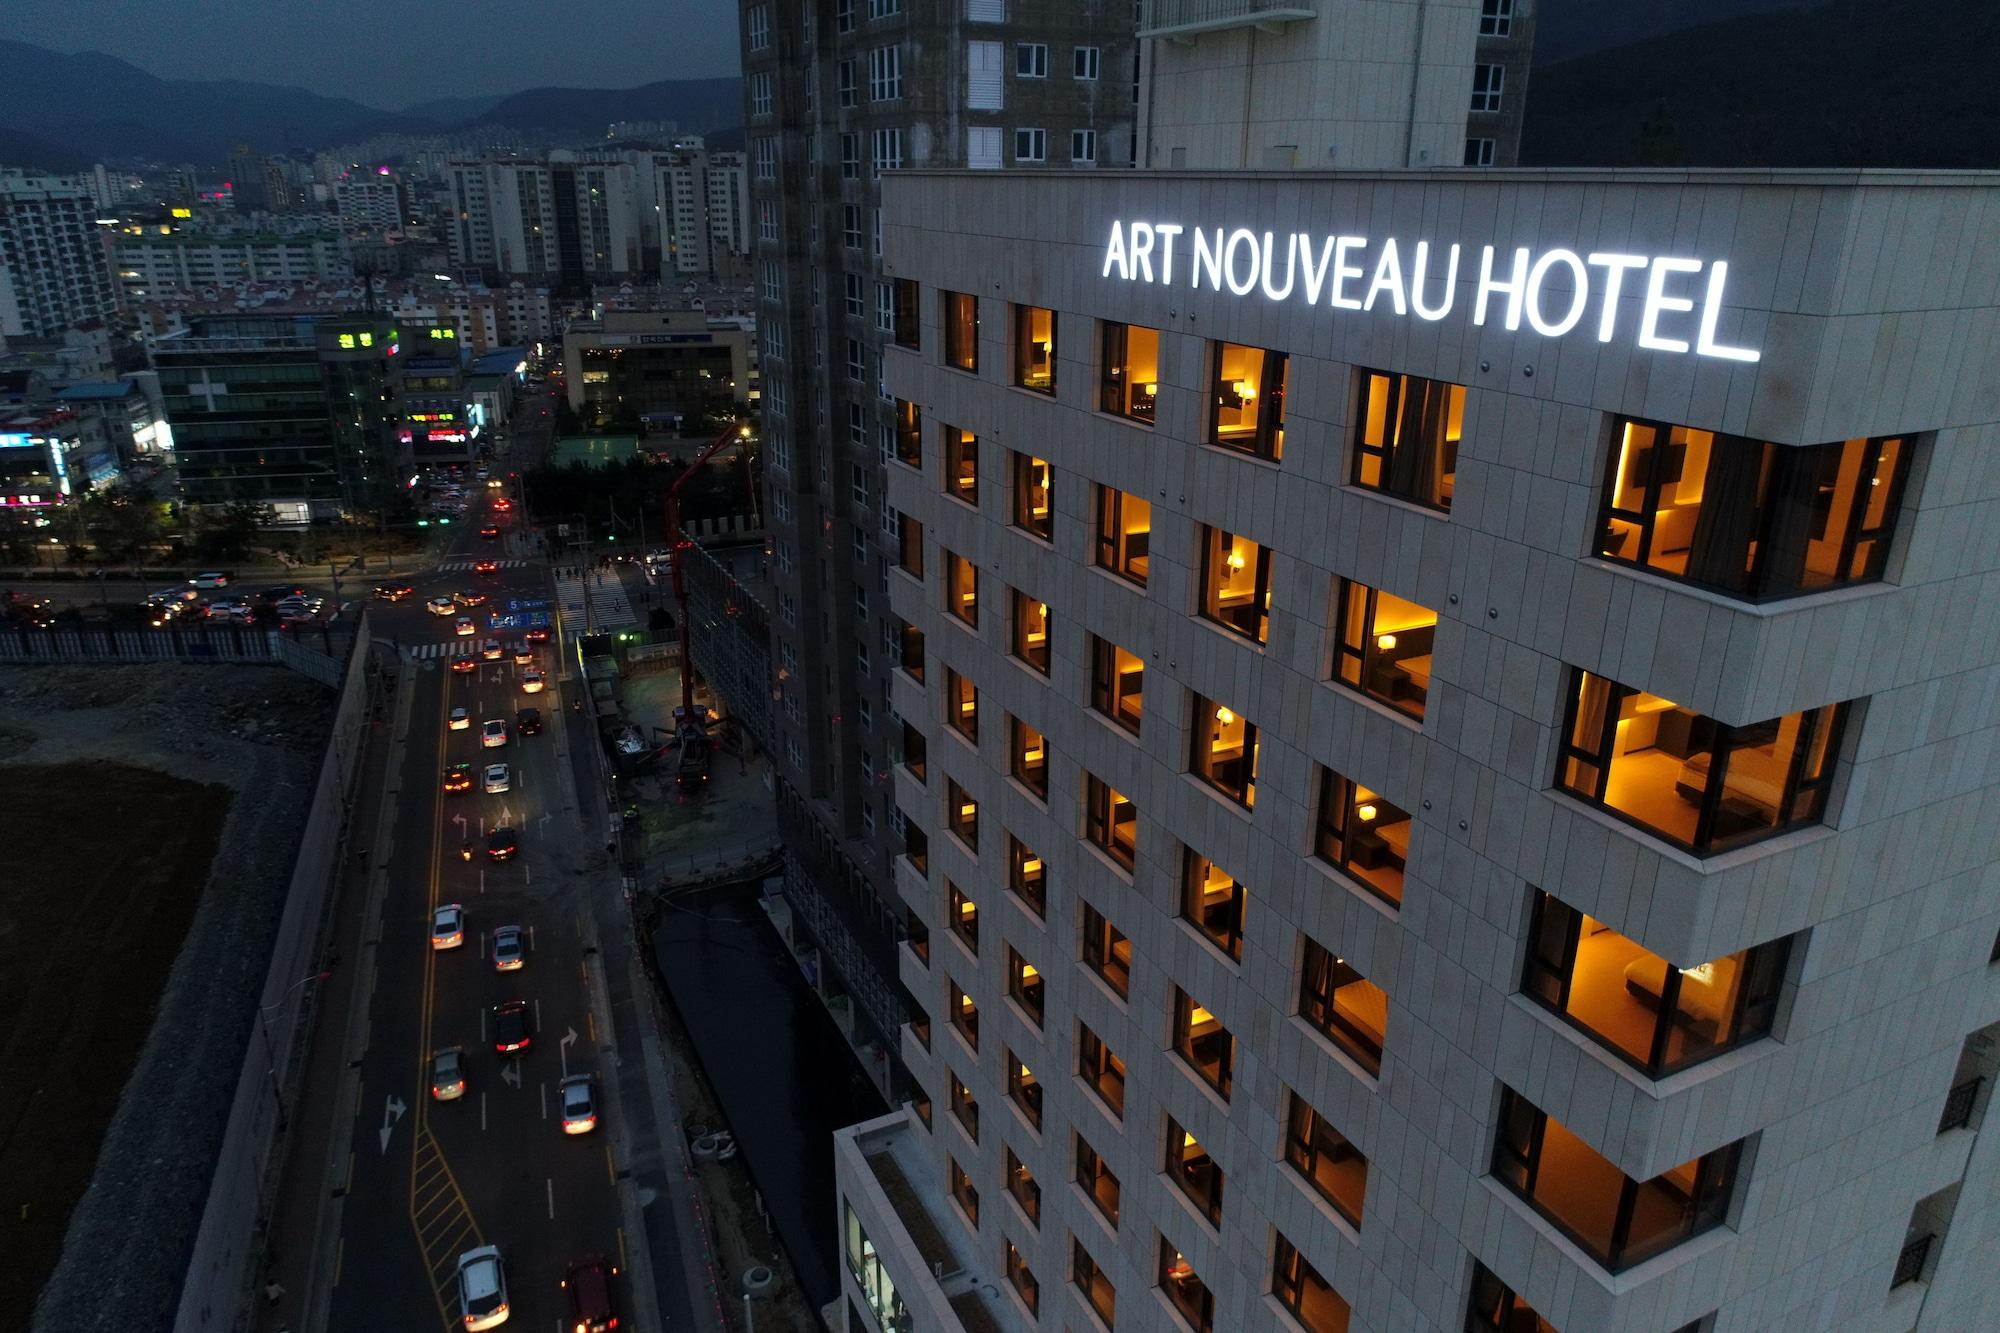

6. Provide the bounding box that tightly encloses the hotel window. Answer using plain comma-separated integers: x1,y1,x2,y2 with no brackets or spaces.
1011,590,1051,674
1073,1237,1116,1326
1090,638,1144,734
1470,63,1504,112
1166,1116,1224,1227
1009,716,1048,800
1078,1023,1126,1118
1172,988,1233,1100
875,280,896,333
1299,940,1387,1077
897,513,924,579
1084,774,1137,872
1464,137,1497,167
1182,852,1245,963
1099,321,1160,423
947,882,978,955
1283,1091,1367,1227
901,721,926,784
1189,695,1258,808
1558,670,1848,854
1492,1086,1743,1272
944,549,979,626
1014,128,1047,163
904,819,928,878
1006,1147,1041,1225
1272,1233,1351,1333
898,619,925,682
1076,1133,1121,1223
968,126,1002,169
1010,452,1053,540
868,45,904,101
1008,946,1045,1027
1095,485,1151,584
1352,369,1462,511
944,426,979,505
1333,579,1438,721
1198,527,1271,644
1313,768,1411,908
1597,422,1909,601
1071,129,1097,165
1074,44,1101,79
1004,1239,1039,1316
949,1155,980,1227
943,290,979,371
1008,835,1046,916
949,978,979,1050
1007,1050,1043,1129
1081,902,1131,999
1523,889,1791,1076
1465,1263,1557,1333
1013,305,1057,391
1479,0,1514,37
947,778,979,853
893,278,920,348
843,1203,909,1331
867,0,901,17
844,274,866,320
1210,342,1287,461
1159,1240,1215,1333
1015,42,1048,77
893,399,922,467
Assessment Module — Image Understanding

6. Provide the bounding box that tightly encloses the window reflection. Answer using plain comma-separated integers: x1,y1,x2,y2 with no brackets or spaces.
1099,320,1160,423
1351,368,1462,511
1333,580,1437,721
1210,341,1287,461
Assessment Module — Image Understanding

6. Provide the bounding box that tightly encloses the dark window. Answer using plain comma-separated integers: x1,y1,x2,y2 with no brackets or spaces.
1597,422,1909,601
1558,669,1848,855
1099,320,1160,423
901,721,927,784
1197,526,1271,644
893,278,920,349
1313,768,1410,907
1332,579,1438,721
944,290,978,371
1076,1132,1121,1223
1210,342,1287,461
1081,901,1131,998
1182,851,1245,962
1165,1116,1224,1226
896,512,923,578
893,398,922,467
1189,695,1258,808
1072,1236,1117,1326
1299,940,1387,1077
909,1001,931,1050
1004,1239,1038,1315
1078,1023,1125,1118
1522,889,1790,1076
1011,589,1051,673
1271,1232,1351,1333
1011,452,1053,540
947,881,978,955
1008,945,1044,1027
1007,835,1046,917
1005,1146,1041,1225
946,778,978,853
897,620,925,682
1283,1091,1367,1226
1351,369,1462,511
1009,715,1048,800
1007,1048,1043,1130
1015,305,1056,392
949,1154,979,1226
944,666,977,743
1090,636,1143,734
1464,1262,1557,1333
1159,1240,1214,1333
1085,773,1137,872
1492,1086,1743,1272
1173,987,1233,1100
950,1070,979,1141
1095,485,1151,584
944,426,978,505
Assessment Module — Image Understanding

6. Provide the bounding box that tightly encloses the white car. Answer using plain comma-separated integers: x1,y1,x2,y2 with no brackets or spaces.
428,596,458,616
492,925,526,972
559,1074,598,1135
481,719,508,748
431,903,464,950
455,617,476,637
190,571,231,589
431,1047,466,1101
519,669,545,694
448,707,471,731
482,762,511,794
456,1245,510,1330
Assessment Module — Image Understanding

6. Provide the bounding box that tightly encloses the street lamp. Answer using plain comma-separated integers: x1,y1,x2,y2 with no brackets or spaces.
257,970,329,1131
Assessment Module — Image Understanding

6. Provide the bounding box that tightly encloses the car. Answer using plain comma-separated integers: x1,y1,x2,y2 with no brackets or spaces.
512,643,533,666
558,1075,598,1135
373,582,414,600
480,638,503,661
454,590,487,607
479,526,500,540
487,826,519,861
492,999,530,1052
431,1048,466,1101
561,1256,618,1332
206,599,253,622
451,655,477,674
486,478,504,490
516,707,543,735
432,903,465,950
455,617,476,637
482,762,511,794
493,925,525,971
257,584,307,603
491,497,512,512
443,763,473,793
524,626,550,643
428,596,458,616
456,1245,510,1330
474,559,498,575
482,718,508,748
448,707,472,730
190,571,231,589
520,669,545,694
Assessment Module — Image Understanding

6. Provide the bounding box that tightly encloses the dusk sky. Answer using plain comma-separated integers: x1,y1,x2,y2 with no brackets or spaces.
7,0,743,107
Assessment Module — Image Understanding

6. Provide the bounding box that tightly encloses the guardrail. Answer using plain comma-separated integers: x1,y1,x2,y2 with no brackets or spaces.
1139,0,1317,38
0,623,356,676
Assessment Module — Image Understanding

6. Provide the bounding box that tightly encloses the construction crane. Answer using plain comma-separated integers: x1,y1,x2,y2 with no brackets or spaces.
664,420,754,727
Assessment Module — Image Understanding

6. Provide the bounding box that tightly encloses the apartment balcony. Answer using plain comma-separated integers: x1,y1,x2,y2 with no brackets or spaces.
1139,0,1317,40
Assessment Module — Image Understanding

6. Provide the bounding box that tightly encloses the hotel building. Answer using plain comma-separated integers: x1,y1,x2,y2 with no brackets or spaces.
830,167,2000,1333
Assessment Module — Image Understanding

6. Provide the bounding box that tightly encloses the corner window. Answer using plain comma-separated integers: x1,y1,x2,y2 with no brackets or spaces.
1523,889,1791,1076
1007,835,1045,916
1470,62,1504,113
1076,1132,1121,1222
943,290,978,371
1558,669,1848,855
1159,1240,1215,1333
1271,1233,1351,1333
1095,485,1151,585
1084,773,1137,872
1597,422,1908,601
1008,716,1048,800
1492,1086,1743,1272
949,1154,980,1226
1165,1116,1224,1227
1073,1237,1117,1326
947,777,979,853
948,881,979,955
1181,851,1245,962
1465,1263,1560,1333
944,666,977,743
1011,589,1051,674
893,278,920,349
948,1073,978,1142
1351,369,1461,511
893,398,922,468
1313,768,1410,908
1078,1022,1125,1118
903,819,928,878
1210,342,1287,461
1098,320,1160,423
944,426,979,505
1014,305,1056,392
1172,987,1233,1100
1197,526,1271,644
1090,637,1143,734
943,549,979,626
1283,1091,1366,1226
1080,901,1130,999
1188,695,1258,808
1011,452,1053,540
1299,940,1387,1077
1332,579,1438,721
1008,946,1044,1027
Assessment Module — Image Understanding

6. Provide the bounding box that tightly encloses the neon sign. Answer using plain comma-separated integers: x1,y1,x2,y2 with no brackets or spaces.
1101,221,1760,363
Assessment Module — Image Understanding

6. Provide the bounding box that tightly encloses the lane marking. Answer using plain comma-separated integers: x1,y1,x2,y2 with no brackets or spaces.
546,1177,554,1222
480,1092,487,1132
334,1236,344,1287
617,1226,627,1272
540,1081,547,1120
604,1144,615,1187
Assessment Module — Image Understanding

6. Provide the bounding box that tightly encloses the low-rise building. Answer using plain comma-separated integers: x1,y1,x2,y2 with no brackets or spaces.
562,309,751,430
52,378,172,468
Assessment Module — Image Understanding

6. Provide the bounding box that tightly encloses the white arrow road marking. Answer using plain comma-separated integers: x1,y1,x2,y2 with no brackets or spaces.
539,813,551,836
451,813,467,835
500,1060,522,1089
559,1027,579,1079
378,1095,407,1154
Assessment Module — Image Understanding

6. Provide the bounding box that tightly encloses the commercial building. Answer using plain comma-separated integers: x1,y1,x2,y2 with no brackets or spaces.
0,171,121,340
0,408,80,509
51,378,172,468
830,165,2000,1333
562,310,750,430
391,320,474,465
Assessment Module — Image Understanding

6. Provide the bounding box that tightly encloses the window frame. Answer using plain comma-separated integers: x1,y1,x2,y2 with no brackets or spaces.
1084,772,1137,873
1080,900,1131,999
943,664,976,743
1089,636,1143,735
1331,578,1436,723
1077,1021,1125,1119
1075,1132,1122,1224
1350,367,1462,512
1197,525,1271,645
1283,1090,1366,1227
1010,589,1051,674
1165,1114,1224,1227
1008,714,1049,801
943,425,979,506
1208,342,1287,461
1098,320,1160,423
1010,451,1053,541
1298,939,1386,1077
1007,835,1046,917
1312,767,1410,909
1094,484,1150,585
1172,986,1234,1101
1188,693,1258,808
1181,849,1245,962
942,289,979,372
1013,304,1057,393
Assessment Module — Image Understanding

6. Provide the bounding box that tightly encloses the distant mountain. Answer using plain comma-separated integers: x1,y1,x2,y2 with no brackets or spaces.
400,94,508,124
0,125,90,174
1521,0,2000,168
1531,0,1816,65
471,78,743,139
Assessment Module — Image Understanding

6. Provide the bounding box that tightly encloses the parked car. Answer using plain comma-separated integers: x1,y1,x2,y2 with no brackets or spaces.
492,999,531,1053
456,1245,510,1329
559,1075,598,1135
493,925,525,972
431,903,465,950
431,1048,466,1101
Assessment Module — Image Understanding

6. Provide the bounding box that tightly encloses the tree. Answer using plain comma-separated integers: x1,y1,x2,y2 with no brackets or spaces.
92,493,165,565
192,502,271,563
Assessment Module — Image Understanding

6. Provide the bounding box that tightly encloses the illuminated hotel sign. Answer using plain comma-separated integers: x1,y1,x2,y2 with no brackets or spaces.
1101,221,1760,363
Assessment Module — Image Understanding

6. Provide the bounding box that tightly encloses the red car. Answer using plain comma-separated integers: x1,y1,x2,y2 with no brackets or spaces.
524,627,550,643
474,559,498,575
450,656,477,674
479,526,500,540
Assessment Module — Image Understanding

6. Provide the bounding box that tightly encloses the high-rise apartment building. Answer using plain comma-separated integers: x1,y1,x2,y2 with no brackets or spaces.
740,0,1139,1101
448,154,642,286
334,171,406,231
0,171,120,339
114,225,353,296
831,165,2000,1333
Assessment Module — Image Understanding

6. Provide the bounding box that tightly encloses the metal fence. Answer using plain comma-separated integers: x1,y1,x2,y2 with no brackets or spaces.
681,541,772,750
0,623,355,675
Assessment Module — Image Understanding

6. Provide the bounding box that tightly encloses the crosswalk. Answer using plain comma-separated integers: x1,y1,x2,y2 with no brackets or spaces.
406,639,482,660
436,558,533,573
555,572,638,631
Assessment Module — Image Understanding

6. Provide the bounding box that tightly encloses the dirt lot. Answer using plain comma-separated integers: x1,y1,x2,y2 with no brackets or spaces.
0,763,232,1331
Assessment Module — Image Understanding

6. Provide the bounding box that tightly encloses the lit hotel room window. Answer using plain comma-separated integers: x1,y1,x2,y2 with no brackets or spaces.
1332,579,1438,722
1014,304,1056,392
1189,695,1258,808
1095,484,1151,585
943,289,978,371
1351,368,1462,511
1011,451,1053,541
944,425,978,505
1099,320,1160,423
1209,341,1287,461
1010,589,1050,674
1198,526,1271,645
